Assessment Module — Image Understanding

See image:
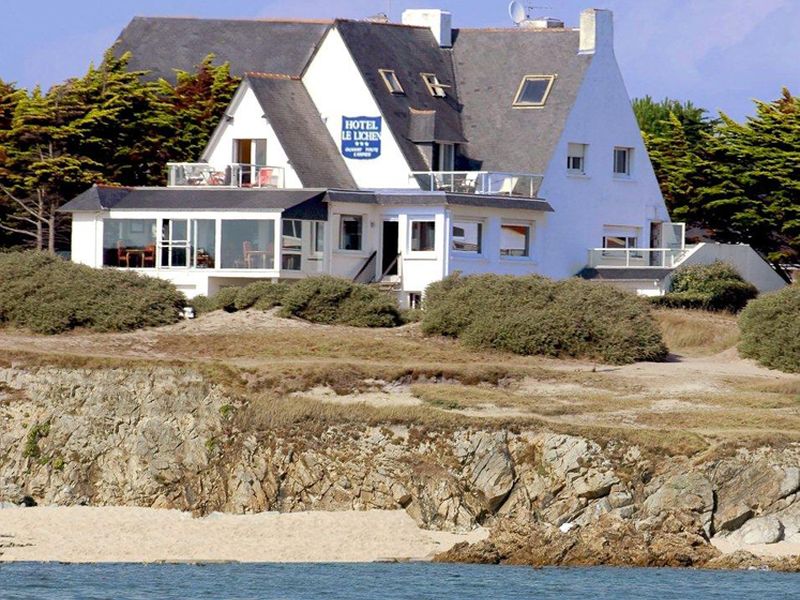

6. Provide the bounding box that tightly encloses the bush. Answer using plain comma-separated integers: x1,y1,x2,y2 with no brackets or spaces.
739,285,800,373
0,251,184,334
654,262,758,312
234,281,289,311
212,288,239,313
280,275,402,327
190,295,215,316
422,273,667,364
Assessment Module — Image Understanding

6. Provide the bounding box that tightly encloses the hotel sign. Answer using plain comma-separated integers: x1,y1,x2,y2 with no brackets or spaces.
341,116,382,160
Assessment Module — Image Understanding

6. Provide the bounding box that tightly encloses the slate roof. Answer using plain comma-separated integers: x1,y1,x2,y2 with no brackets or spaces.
450,28,592,174
244,75,356,189
115,17,330,80
336,20,466,171
61,186,552,214
59,185,329,215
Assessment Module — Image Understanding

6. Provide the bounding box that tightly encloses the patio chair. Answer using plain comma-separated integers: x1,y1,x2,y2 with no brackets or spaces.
116,241,129,267
142,244,156,268
257,168,274,188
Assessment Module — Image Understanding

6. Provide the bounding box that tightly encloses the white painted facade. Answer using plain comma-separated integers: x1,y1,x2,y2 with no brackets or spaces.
65,8,786,302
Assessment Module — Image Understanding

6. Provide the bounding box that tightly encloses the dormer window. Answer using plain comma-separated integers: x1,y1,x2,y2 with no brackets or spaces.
421,73,449,98
513,75,556,108
379,69,405,95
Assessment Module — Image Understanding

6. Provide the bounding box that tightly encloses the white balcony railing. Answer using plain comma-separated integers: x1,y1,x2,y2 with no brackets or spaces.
587,247,694,268
410,171,543,198
167,163,285,189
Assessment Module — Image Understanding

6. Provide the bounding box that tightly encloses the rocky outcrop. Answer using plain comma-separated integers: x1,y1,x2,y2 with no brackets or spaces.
2,365,800,569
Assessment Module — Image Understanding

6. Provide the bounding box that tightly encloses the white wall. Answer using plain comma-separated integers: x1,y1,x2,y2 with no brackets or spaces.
536,39,670,279
303,28,419,189
203,83,303,189
71,212,103,267
676,243,787,294
447,206,548,279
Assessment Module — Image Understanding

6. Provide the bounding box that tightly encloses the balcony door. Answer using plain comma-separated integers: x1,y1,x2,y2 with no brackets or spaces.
233,139,267,185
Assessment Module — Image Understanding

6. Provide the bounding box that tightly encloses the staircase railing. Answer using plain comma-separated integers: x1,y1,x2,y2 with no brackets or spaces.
352,251,378,284
379,253,401,282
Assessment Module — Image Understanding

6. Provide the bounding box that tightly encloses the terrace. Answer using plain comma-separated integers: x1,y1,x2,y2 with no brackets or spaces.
167,163,286,189
409,171,544,198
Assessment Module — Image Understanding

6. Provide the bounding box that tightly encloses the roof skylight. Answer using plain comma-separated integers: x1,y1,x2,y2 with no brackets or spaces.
379,69,405,95
421,73,449,98
513,75,556,108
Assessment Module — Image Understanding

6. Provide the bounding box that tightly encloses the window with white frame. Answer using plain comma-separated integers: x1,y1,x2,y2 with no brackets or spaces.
421,73,449,98
312,221,325,256
433,143,455,172
410,220,436,252
613,147,632,176
378,69,405,95
281,219,303,271
500,223,532,257
567,143,587,174
602,227,641,258
339,215,363,251
451,220,483,254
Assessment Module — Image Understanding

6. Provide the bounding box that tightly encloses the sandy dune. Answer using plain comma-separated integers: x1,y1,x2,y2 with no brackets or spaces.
0,506,488,563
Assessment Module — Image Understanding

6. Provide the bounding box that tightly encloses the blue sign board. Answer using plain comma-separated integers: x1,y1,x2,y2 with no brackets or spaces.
341,116,382,160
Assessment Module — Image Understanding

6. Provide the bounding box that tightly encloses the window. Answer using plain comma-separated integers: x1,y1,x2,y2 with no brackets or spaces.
602,228,640,258
103,219,157,268
312,221,325,255
433,143,455,172
613,147,632,176
339,215,363,251
451,220,482,254
421,73,449,98
379,69,404,95
192,220,216,269
160,219,190,268
603,235,638,249
500,223,532,257
513,75,556,107
567,143,587,174
221,220,275,269
281,219,303,271
411,220,436,252
408,293,422,309
233,138,268,186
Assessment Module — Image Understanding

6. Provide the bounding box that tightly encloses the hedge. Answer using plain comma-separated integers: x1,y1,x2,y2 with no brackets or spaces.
739,284,800,373
0,251,184,334
653,262,757,312
422,273,668,364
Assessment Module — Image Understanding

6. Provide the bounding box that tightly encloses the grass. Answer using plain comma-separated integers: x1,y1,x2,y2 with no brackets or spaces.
3,306,799,460
654,309,740,356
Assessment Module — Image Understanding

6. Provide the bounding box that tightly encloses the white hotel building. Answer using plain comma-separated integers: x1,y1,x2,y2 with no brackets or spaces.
60,8,786,303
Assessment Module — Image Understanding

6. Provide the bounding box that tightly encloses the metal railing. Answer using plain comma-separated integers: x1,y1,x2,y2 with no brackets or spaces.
410,171,544,198
587,247,692,268
167,163,285,188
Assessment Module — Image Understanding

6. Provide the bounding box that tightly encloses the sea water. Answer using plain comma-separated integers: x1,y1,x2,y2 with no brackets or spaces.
0,562,797,599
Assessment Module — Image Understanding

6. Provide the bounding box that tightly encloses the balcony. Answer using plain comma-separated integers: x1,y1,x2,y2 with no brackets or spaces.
167,163,285,188
410,171,544,198
587,247,694,268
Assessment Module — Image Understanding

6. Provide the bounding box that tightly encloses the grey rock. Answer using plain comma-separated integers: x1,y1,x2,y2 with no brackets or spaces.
732,516,784,545
644,472,714,536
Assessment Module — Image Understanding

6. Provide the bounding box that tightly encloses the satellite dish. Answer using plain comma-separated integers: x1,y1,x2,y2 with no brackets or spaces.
508,0,528,25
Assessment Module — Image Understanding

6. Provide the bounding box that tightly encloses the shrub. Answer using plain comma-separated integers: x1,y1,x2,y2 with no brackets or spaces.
422,273,667,364
212,288,240,313
0,251,184,334
234,281,289,311
190,295,215,316
654,262,758,312
280,275,402,327
739,285,800,373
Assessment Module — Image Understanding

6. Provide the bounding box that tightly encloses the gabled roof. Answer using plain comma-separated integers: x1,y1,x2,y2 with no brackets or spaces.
245,75,357,189
335,20,466,171
59,185,133,211
451,28,592,174
115,17,330,80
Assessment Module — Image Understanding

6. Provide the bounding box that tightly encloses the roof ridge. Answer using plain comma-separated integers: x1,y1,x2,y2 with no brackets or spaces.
245,72,301,81
335,18,428,29
131,15,334,25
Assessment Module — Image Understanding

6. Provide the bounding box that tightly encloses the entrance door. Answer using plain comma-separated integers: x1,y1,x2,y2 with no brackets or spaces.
381,221,399,277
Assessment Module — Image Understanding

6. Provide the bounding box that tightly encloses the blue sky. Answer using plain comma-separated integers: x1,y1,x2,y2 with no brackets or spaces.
2,0,798,120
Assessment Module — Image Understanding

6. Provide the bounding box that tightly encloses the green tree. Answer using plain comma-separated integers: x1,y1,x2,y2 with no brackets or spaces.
698,89,800,261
